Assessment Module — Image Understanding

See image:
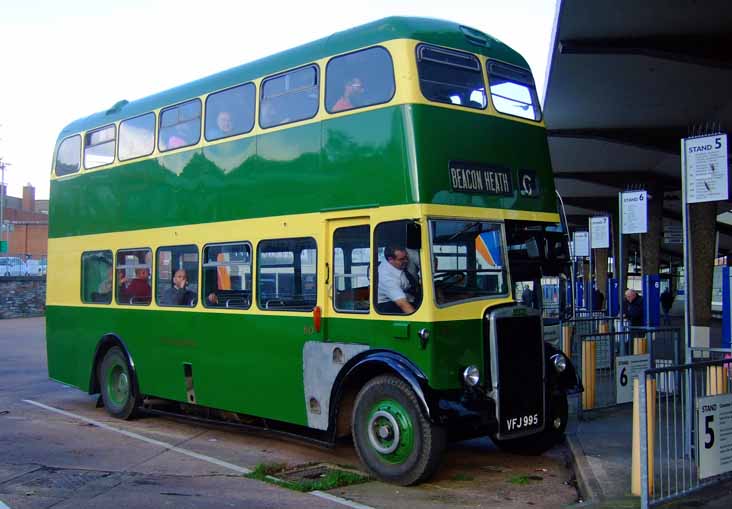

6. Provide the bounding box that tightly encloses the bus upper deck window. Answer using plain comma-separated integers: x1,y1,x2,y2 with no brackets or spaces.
84,125,116,169
416,44,486,110
54,135,81,176
260,65,319,129
119,113,155,161
326,46,395,113
487,61,541,121
205,83,256,141
159,99,202,152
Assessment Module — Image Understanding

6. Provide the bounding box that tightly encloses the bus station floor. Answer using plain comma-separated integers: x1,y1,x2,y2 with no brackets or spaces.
0,317,579,509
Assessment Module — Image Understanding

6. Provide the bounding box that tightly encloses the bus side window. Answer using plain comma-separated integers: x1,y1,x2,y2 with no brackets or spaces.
205,83,256,141
159,99,202,152
326,46,395,113
156,245,199,307
84,124,116,169
202,242,252,309
81,250,113,304
416,44,486,110
119,112,156,161
260,65,319,128
257,238,317,311
116,248,152,306
54,135,81,177
333,225,370,313
374,220,422,315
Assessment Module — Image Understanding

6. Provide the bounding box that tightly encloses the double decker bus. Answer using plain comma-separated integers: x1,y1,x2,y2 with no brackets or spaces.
47,17,582,485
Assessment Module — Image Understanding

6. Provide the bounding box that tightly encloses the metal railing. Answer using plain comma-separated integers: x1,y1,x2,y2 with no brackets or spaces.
637,357,732,508
573,326,682,415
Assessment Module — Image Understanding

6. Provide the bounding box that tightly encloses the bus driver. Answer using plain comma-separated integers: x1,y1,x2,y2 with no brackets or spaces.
377,246,417,314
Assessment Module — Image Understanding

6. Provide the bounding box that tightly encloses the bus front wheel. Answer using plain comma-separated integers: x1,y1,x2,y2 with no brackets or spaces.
352,375,445,485
98,346,141,420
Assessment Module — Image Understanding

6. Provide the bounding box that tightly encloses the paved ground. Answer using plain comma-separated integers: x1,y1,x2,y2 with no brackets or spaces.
0,317,579,509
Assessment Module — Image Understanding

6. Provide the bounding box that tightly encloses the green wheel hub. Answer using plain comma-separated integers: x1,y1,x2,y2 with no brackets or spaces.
366,399,414,464
106,360,130,407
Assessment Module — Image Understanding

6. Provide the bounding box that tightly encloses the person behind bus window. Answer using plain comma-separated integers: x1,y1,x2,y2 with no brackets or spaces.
120,267,151,303
208,110,234,139
332,77,365,112
161,269,197,306
377,245,416,314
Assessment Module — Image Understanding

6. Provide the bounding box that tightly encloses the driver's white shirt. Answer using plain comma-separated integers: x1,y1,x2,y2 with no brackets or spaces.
378,261,410,304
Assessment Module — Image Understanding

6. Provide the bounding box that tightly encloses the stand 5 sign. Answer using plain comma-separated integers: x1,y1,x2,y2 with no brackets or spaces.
696,393,732,480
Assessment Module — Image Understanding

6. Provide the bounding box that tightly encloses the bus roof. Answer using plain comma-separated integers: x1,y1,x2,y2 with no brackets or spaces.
57,16,529,140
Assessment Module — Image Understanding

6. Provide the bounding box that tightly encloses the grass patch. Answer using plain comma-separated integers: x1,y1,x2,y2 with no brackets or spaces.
287,469,369,492
508,474,543,485
248,462,287,480
246,463,370,492
451,473,475,482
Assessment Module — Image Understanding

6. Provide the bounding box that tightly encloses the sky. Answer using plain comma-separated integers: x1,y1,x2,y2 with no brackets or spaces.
0,0,558,200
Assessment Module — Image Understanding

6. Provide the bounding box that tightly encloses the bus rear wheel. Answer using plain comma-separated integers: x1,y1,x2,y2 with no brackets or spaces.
98,346,141,420
352,375,445,485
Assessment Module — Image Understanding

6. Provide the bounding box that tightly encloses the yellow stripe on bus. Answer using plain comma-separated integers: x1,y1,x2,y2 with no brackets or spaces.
47,204,556,322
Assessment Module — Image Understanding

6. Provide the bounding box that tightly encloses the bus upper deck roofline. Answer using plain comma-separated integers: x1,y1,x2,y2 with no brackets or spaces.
57,16,529,140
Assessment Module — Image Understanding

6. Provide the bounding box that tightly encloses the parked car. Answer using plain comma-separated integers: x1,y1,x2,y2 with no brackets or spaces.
25,259,47,276
0,256,28,276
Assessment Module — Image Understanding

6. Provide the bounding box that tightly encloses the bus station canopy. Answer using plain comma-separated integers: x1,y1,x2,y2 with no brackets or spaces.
543,0,732,261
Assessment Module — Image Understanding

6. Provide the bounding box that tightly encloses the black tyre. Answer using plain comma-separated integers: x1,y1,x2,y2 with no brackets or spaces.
492,393,568,455
98,346,141,419
352,375,445,485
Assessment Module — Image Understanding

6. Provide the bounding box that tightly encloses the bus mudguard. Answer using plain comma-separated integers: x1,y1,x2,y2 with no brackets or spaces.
328,349,433,433
89,334,138,395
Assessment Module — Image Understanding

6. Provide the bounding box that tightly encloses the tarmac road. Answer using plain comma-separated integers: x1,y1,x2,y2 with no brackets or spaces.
0,317,579,508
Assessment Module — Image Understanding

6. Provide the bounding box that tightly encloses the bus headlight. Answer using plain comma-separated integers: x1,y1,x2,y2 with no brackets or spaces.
463,366,480,386
552,354,567,373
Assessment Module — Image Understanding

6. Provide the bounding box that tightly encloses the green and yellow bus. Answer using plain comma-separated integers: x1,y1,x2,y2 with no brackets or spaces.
47,17,581,485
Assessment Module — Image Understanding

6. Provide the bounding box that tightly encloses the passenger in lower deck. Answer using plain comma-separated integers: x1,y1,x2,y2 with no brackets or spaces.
161,269,197,306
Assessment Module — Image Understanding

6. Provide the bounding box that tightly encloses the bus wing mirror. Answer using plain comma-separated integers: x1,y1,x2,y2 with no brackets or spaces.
406,221,421,250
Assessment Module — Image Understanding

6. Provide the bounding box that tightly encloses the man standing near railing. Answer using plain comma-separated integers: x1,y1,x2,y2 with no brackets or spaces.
624,289,644,326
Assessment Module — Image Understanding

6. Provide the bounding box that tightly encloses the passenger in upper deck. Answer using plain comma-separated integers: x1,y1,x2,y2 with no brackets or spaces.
332,77,365,112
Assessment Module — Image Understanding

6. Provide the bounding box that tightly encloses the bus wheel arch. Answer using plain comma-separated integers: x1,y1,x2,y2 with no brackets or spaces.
89,335,142,419
330,351,432,439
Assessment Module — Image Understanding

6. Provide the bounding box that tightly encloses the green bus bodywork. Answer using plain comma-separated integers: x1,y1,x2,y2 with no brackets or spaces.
47,17,575,485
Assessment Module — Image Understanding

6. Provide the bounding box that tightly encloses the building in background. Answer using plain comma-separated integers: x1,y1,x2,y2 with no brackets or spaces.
0,184,48,261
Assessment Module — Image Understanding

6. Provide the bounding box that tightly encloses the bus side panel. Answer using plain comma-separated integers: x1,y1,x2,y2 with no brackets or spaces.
321,107,410,207
324,317,482,391
48,107,413,240
46,306,83,389
430,319,484,390
47,305,312,426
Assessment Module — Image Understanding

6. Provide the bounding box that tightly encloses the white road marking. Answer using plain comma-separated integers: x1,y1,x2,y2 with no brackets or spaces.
312,491,375,509
23,399,251,474
0,500,10,509
23,399,374,509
